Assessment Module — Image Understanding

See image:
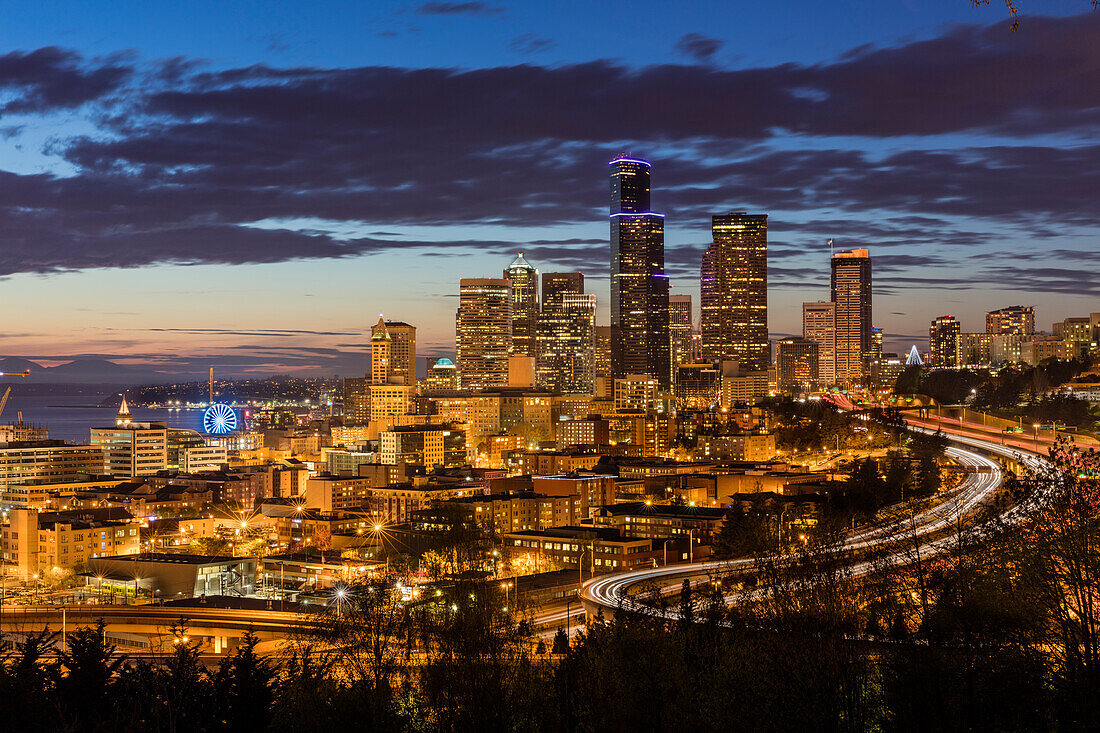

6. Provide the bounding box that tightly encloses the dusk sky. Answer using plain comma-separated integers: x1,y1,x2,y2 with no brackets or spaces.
0,0,1097,379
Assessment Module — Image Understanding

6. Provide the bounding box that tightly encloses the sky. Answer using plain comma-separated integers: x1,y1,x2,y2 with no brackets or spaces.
0,0,1097,379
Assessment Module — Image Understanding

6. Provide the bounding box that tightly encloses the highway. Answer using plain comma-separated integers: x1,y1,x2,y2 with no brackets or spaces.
580,429,1049,619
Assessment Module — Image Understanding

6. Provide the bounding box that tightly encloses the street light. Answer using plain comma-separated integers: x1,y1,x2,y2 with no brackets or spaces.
688,529,698,563
1033,423,1040,450
663,539,675,567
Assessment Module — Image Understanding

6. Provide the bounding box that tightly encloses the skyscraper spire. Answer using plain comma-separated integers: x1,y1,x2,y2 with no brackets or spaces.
116,394,132,426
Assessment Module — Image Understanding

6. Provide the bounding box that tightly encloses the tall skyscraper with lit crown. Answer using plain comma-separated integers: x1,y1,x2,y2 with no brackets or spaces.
504,253,538,357
609,156,671,389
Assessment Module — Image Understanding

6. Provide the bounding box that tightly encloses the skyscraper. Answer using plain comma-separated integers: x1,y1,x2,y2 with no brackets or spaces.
504,253,538,357
986,305,1035,336
669,294,693,369
456,278,512,390
699,213,768,370
384,322,417,386
775,337,820,394
609,156,671,389
929,315,961,368
541,272,584,311
370,316,392,384
831,248,872,386
802,301,836,385
536,293,596,394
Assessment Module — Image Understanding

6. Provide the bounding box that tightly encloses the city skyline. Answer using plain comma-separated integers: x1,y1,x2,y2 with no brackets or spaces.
0,3,1098,378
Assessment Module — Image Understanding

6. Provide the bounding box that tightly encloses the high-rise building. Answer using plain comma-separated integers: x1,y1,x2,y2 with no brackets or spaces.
609,156,671,389
669,294,693,369
384,322,417,386
960,333,993,366
541,272,584,311
700,213,769,370
371,316,392,384
343,377,371,425
929,315,961,368
90,410,168,479
504,253,539,357
775,338,820,394
830,249,872,386
456,278,512,390
986,305,1035,336
536,293,596,394
802,301,836,385
424,357,460,393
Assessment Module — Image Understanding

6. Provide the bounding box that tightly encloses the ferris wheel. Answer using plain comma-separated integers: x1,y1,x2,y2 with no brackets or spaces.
203,403,238,435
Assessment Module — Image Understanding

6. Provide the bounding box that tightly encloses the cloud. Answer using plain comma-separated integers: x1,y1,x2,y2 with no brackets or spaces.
674,33,723,62
510,34,555,54
416,2,504,16
0,11,1094,302
0,47,130,113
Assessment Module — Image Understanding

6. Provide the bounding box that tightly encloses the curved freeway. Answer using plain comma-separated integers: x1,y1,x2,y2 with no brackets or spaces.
581,431,1049,618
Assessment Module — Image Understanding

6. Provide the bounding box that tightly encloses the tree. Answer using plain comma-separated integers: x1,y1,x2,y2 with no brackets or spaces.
214,631,276,732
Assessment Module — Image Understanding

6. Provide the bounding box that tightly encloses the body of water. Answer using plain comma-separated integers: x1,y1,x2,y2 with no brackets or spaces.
2,393,206,443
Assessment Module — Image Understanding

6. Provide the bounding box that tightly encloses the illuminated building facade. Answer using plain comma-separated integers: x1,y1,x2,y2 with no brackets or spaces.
504,253,539,357
424,357,460,393
802,301,836,385
535,292,596,394
700,213,769,370
383,321,417,386
929,315,961,368
456,278,512,390
830,248,872,385
343,377,371,425
541,272,584,311
775,337,820,394
371,316,392,384
609,156,671,389
986,305,1035,336
669,294,693,369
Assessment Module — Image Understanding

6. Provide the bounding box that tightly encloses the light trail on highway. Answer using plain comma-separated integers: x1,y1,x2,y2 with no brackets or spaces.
580,431,1049,620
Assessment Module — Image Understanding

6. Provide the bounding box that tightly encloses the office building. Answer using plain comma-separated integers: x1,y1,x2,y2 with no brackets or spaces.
669,294,693,369
929,315,961,368
802,301,836,385
700,213,769,370
775,337,820,394
609,156,671,389
536,292,596,394
90,404,168,478
960,333,993,366
343,377,371,425
424,357,460,393
380,424,466,469
3,508,141,579
0,442,106,508
986,305,1035,336
830,248,872,385
675,364,720,410
504,253,539,357
1020,337,1076,365
541,272,584,311
371,316,393,384
456,278,512,390
384,321,417,386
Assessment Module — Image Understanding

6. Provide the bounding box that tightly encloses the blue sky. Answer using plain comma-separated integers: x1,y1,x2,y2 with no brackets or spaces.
0,0,1097,378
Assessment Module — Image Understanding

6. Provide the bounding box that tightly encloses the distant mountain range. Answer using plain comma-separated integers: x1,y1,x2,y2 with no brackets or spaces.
0,357,171,385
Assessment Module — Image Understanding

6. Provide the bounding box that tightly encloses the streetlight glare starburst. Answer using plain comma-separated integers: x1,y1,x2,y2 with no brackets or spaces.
203,403,238,435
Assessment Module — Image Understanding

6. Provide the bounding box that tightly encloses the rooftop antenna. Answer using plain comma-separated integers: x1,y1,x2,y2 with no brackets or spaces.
828,238,834,259
209,367,214,405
